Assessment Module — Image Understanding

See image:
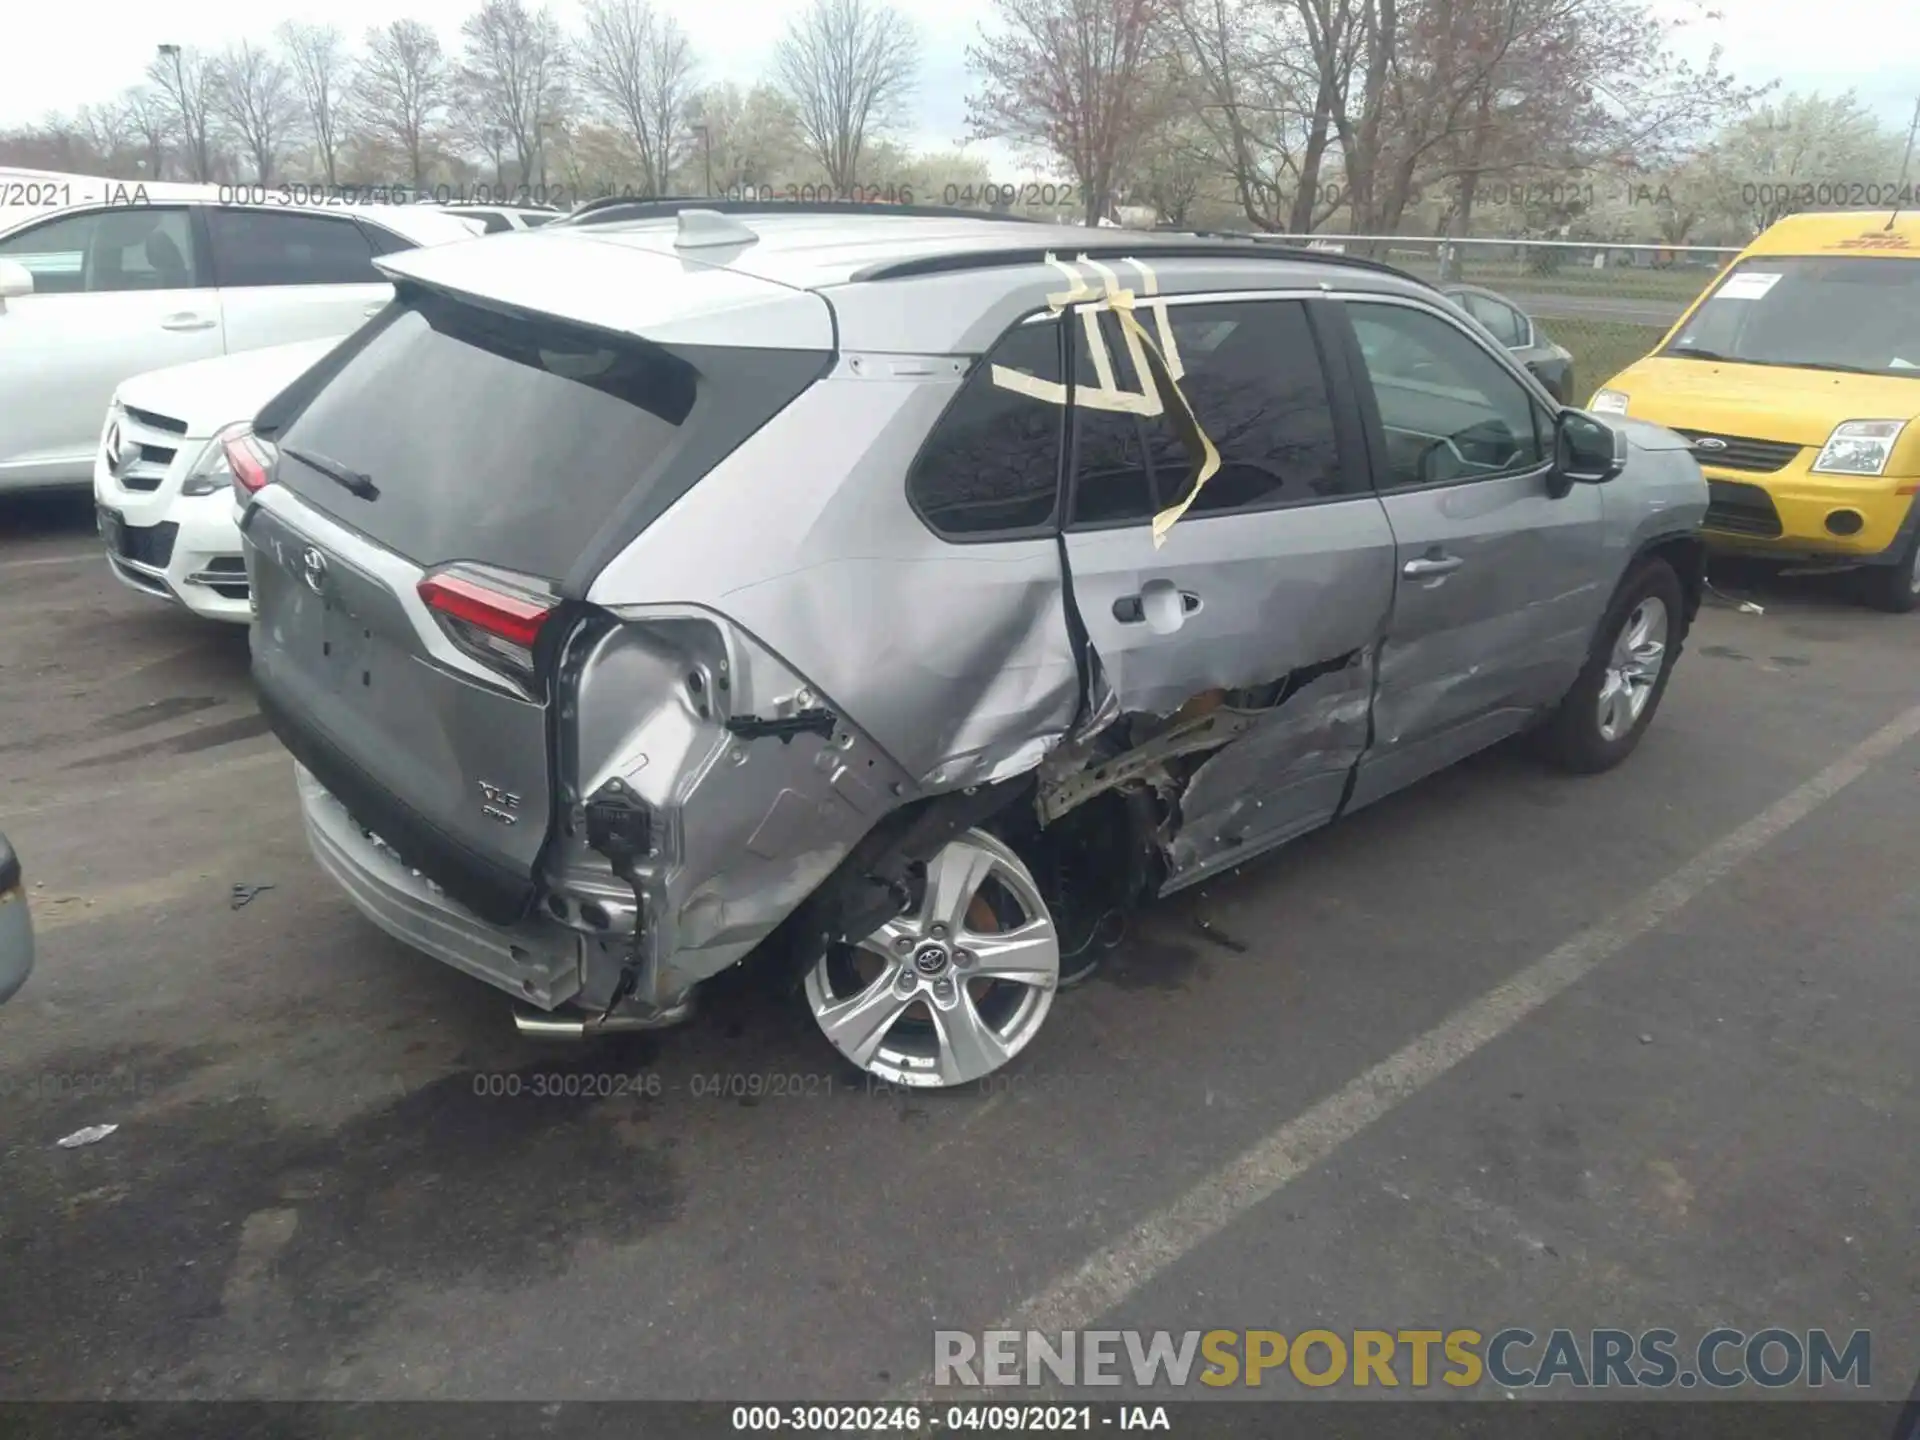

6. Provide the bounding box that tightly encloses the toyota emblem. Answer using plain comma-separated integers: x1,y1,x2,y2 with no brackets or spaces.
300,545,329,595
103,421,124,473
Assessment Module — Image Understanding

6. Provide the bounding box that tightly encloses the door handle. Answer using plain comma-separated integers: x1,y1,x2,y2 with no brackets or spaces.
160,313,216,332
1113,586,1202,627
1402,554,1464,579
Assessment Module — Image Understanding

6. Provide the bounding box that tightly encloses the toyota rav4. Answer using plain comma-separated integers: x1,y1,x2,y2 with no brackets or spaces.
240,202,1708,1089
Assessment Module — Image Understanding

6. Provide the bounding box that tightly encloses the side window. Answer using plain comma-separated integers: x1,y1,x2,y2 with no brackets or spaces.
906,317,1064,537
522,213,558,228
207,209,381,287
0,207,198,294
1070,315,1155,525
1067,298,1350,527
1348,302,1546,490
1472,294,1529,348
360,224,413,258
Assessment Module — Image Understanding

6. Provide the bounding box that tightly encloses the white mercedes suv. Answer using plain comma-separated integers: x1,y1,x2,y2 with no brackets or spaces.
80,203,486,619
0,195,482,495
93,337,341,620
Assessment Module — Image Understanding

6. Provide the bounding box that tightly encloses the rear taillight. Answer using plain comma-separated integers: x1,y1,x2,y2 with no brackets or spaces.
418,565,557,688
225,429,277,502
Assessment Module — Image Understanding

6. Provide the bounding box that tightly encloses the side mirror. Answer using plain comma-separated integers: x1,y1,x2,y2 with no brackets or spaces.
1554,408,1625,490
0,259,33,313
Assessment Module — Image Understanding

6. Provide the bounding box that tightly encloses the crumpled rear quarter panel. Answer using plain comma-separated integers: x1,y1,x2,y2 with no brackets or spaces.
585,362,1084,791
551,612,921,1004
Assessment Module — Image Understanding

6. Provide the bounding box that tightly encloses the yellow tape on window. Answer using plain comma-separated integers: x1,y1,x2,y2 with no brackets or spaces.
989,252,1222,547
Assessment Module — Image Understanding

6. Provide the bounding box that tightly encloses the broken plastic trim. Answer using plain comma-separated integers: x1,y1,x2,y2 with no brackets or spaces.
989,253,1223,547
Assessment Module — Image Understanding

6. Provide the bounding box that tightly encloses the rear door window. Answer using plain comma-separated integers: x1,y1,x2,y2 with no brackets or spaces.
906,316,1065,538
208,209,382,286
1067,298,1350,526
0,206,199,293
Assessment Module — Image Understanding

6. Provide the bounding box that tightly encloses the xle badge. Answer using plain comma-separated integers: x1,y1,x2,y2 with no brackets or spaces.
479,781,522,826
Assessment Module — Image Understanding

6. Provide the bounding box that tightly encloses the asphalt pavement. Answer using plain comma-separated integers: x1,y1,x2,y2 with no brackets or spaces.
1,490,1915,1407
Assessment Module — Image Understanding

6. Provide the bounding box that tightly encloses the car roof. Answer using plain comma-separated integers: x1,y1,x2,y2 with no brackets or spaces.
551,208,1421,289
1743,209,1920,257
377,206,1442,353
0,194,484,247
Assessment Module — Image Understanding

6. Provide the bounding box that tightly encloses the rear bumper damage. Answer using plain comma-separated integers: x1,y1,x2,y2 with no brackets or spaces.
297,766,590,1011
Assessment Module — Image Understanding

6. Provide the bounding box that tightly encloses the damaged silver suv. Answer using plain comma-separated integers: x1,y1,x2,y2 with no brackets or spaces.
240,202,1708,1089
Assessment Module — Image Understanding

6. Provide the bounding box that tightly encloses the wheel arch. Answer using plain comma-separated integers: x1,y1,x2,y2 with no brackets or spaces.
1630,530,1706,631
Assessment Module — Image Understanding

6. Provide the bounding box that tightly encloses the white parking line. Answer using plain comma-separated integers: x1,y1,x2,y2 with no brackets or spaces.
989,697,1920,1341
0,549,99,573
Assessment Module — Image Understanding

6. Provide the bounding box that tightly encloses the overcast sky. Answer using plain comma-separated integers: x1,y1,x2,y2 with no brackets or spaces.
7,0,1918,162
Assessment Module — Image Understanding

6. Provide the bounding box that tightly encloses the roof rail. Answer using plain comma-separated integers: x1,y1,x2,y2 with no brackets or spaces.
563,196,1045,227
850,237,1432,287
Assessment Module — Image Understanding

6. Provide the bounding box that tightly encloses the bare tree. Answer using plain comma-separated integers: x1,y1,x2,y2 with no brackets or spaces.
217,40,302,183
353,19,452,190
147,45,220,181
577,0,698,196
459,0,571,188
0,116,93,174
1171,0,1336,231
123,86,172,178
280,22,351,185
968,0,1168,226
685,82,806,192
75,102,133,167
774,0,918,191
449,83,512,184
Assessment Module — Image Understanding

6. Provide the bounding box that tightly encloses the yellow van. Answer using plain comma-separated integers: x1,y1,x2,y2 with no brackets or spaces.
1590,210,1920,611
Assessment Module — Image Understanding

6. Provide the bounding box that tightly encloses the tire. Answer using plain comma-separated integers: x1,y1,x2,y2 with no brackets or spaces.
1856,527,1920,614
1536,558,1686,774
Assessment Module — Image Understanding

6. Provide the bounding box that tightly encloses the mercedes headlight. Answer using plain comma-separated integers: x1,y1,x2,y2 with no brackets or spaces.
179,421,251,496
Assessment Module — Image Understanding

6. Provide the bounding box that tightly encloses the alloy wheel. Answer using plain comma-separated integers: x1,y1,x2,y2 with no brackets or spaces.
805,829,1060,1089
1596,596,1669,742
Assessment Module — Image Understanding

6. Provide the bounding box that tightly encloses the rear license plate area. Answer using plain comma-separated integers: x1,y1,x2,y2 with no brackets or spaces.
320,594,375,691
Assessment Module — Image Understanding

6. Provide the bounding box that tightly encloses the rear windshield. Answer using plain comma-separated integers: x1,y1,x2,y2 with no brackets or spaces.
272,288,825,581
1662,256,1920,378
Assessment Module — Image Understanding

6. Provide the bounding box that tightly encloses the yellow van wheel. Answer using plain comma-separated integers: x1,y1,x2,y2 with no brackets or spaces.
1857,530,1920,614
